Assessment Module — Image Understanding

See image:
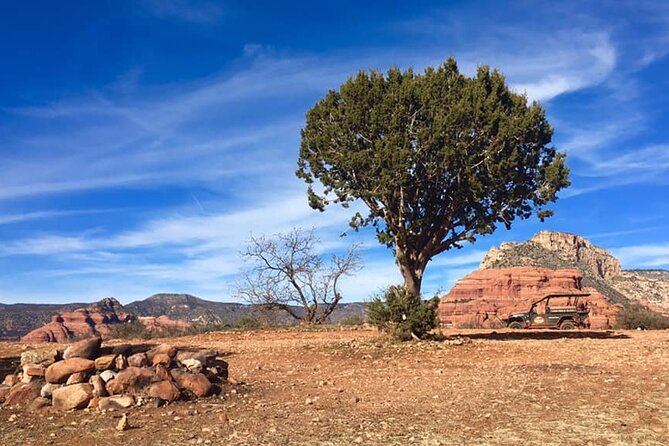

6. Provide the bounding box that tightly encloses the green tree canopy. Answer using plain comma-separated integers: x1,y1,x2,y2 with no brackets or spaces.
297,58,570,297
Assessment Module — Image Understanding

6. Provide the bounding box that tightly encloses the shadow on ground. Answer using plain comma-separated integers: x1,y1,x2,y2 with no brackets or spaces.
452,330,630,341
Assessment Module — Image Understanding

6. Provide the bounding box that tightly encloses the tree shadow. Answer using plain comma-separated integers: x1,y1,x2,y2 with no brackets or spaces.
449,330,631,341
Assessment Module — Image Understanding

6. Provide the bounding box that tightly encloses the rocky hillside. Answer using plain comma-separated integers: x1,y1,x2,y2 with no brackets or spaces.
480,231,669,312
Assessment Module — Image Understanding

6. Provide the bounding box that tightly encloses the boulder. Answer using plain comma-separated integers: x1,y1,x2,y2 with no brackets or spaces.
154,364,173,382
146,344,177,362
66,371,90,385
148,380,181,402
52,383,94,410
3,374,20,387
98,395,135,410
45,358,95,384
24,365,45,377
27,397,51,412
0,385,11,403
174,372,212,398
175,349,218,367
63,337,102,360
105,367,157,395
151,353,172,367
90,375,107,397
94,354,116,371
4,381,41,407
127,353,148,368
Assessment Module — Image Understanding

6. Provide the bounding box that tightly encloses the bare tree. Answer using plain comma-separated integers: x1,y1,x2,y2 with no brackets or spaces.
236,228,361,324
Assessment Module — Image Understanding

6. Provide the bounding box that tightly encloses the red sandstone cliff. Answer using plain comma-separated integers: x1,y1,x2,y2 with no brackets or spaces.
438,267,621,329
21,298,134,343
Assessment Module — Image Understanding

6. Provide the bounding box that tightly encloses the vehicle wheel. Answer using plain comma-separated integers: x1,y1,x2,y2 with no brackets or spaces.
508,321,524,329
559,321,576,330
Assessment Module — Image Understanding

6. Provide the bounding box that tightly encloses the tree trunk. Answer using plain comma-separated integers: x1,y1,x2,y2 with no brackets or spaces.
396,249,426,297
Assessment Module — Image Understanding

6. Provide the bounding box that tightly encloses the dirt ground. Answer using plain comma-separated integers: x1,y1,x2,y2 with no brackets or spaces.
1,327,668,446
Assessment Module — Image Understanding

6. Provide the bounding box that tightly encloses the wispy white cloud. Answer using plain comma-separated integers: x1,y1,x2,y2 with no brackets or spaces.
0,209,118,225
612,244,669,268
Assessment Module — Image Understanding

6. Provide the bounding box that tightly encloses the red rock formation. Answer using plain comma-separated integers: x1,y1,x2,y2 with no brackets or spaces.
438,267,621,329
20,298,133,343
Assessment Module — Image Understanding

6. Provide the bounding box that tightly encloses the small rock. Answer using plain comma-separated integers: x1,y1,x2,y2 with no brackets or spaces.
99,370,116,383
181,358,203,373
114,354,128,371
40,382,56,399
116,413,130,431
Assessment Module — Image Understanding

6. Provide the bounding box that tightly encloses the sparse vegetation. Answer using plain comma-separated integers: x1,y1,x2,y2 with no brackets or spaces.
615,304,669,330
366,285,439,341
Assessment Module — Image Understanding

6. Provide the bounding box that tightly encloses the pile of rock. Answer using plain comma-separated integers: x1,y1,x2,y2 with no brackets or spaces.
0,337,228,411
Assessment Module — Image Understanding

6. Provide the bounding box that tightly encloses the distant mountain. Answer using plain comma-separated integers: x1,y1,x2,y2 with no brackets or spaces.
480,231,669,313
0,301,89,340
0,293,368,340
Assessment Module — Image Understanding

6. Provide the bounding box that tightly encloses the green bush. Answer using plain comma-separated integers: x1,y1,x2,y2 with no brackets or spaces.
615,304,669,330
366,285,439,341
107,320,152,339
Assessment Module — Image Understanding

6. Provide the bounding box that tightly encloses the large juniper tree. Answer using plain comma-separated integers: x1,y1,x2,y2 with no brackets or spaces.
297,58,570,297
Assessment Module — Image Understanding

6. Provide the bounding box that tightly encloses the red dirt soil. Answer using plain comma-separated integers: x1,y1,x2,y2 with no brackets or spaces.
1,327,668,445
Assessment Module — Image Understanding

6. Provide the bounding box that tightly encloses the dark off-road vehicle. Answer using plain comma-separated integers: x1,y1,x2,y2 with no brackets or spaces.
503,292,591,330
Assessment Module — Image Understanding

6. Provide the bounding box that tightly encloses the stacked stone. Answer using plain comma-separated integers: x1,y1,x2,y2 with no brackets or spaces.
0,337,228,411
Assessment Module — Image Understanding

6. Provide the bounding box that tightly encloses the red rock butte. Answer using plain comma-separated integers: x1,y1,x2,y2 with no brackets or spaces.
438,267,621,329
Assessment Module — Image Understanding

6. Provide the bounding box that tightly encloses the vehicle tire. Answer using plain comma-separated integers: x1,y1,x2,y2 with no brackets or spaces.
508,321,524,329
559,320,576,330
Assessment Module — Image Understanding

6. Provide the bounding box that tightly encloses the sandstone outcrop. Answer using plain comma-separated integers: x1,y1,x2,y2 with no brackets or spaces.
438,267,621,329
479,230,669,315
20,298,134,343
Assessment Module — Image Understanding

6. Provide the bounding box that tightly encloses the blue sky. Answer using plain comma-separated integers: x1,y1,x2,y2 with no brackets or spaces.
1,0,668,304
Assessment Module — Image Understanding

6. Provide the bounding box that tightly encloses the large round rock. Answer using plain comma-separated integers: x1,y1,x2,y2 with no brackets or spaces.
45,358,96,384
63,337,102,360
